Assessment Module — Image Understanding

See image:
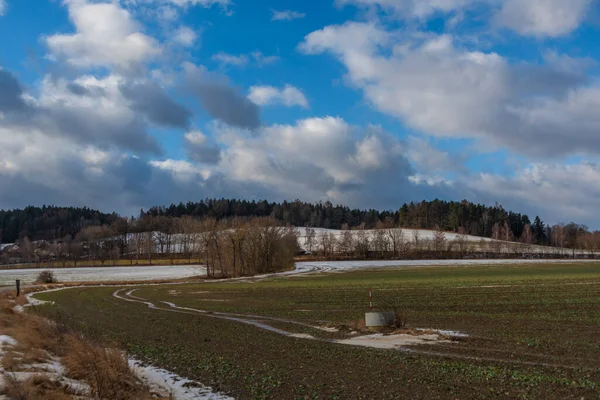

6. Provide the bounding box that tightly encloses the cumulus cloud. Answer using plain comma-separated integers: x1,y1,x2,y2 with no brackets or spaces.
336,0,477,19
204,117,419,207
465,162,600,226
184,130,222,164
0,69,29,113
119,81,192,129
271,9,305,21
0,69,167,154
212,51,279,68
299,22,599,158
405,136,464,174
173,26,198,46
338,0,592,37
46,0,160,70
161,0,230,7
251,51,280,66
494,0,593,37
212,52,249,67
248,84,308,108
183,63,261,129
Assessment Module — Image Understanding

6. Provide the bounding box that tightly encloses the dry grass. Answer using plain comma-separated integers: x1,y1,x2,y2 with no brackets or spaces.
1,374,73,400
62,335,159,400
0,293,166,400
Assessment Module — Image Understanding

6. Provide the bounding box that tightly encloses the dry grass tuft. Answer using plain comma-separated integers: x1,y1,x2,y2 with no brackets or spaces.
62,335,156,400
1,373,72,400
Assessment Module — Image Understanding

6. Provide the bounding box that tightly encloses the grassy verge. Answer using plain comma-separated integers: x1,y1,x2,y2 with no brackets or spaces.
0,294,165,399
36,263,600,399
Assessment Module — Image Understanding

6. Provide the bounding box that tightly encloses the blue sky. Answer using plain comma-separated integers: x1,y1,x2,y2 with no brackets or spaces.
1,0,600,227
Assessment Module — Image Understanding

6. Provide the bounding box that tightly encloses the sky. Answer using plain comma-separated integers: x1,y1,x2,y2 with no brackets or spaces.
1,0,600,227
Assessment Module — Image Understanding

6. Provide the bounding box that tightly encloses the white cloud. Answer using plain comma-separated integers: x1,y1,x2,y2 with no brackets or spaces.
212,51,279,67
299,22,600,158
248,84,309,108
251,51,280,66
162,0,230,7
0,0,6,16
46,0,160,70
466,162,600,225
405,136,463,174
212,52,249,67
338,0,591,37
336,0,477,19
494,0,592,37
173,26,198,46
198,117,418,207
150,159,210,181
271,9,305,21
184,130,207,144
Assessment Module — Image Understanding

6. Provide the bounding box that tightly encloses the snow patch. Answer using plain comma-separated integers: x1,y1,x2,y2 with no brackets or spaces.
0,335,17,347
336,333,449,349
129,358,233,400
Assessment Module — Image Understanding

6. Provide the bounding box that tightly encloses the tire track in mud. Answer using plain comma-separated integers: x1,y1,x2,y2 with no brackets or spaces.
112,288,592,371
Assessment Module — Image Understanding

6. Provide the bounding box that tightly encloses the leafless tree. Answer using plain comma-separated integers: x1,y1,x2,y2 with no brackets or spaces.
412,230,421,252
433,227,446,253
354,224,370,258
304,226,316,253
20,237,34,264
337,224,354,256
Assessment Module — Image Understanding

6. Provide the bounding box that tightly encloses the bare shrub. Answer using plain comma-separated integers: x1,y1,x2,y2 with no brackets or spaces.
36,270,58,284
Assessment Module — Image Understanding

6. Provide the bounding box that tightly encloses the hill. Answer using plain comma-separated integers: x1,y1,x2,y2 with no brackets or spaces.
0,206,118,244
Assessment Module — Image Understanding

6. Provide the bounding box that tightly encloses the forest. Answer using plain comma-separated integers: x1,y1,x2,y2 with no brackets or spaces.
0,198,594,249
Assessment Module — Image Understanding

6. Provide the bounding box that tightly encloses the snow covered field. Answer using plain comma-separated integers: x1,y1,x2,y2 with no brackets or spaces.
297,227,594,255
0,265,204,286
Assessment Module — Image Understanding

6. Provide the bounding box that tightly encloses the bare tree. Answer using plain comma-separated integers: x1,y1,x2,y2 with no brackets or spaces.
337,224,354,256
304,226,316,253
20,237,34,264
412,230,421,252
432,227,446,253
386,227,404,257
354,224,370,258
372,228,389,258
453,227,469,257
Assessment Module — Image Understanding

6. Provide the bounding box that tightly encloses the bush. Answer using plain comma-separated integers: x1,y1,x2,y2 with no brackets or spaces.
36,270,58,284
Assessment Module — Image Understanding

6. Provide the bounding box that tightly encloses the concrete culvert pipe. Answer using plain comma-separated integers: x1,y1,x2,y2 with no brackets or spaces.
365,312,397,327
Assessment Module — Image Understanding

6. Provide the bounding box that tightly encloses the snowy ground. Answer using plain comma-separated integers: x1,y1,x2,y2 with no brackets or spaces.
294,258,600,273
3,258,598,288
0,335,92,399
130,358,233,400
0,265,204,286
297,227,594,255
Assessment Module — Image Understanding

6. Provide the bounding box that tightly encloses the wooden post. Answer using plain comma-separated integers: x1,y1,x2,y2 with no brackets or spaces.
16,279,21,297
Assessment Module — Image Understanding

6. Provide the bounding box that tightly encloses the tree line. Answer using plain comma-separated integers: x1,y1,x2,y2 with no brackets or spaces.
0,206,118,244
3,216,297,278
144,199,547,243
1,199,598,253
